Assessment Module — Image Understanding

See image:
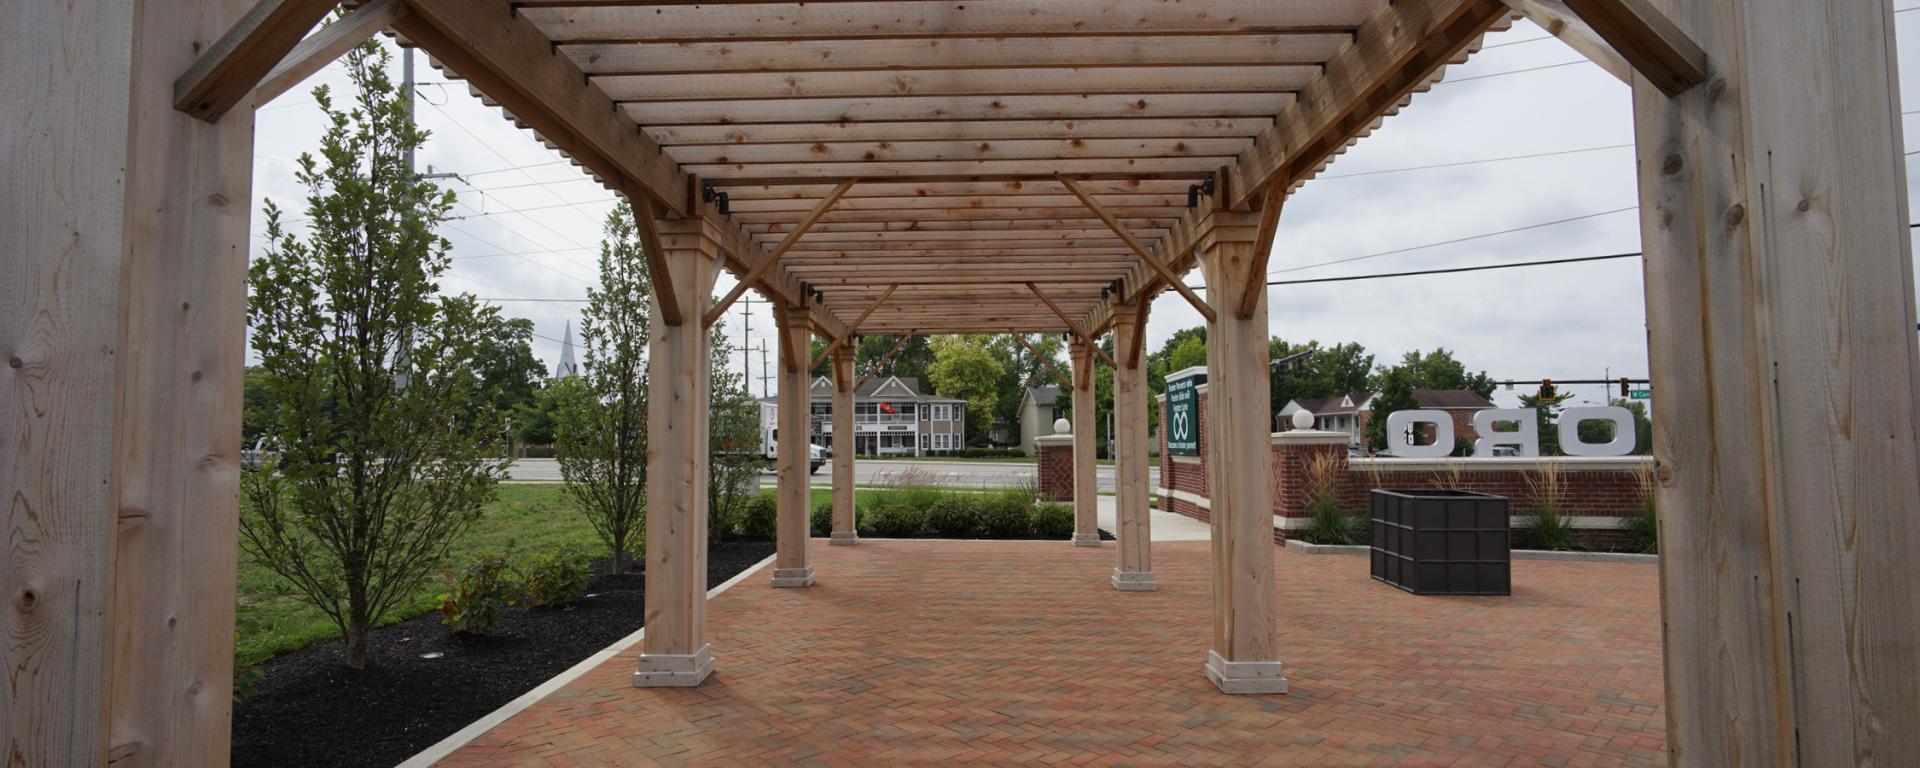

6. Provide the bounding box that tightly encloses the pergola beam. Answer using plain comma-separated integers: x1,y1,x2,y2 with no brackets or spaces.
1057,176,1216,324
706,178,857,327
1498,0,1633,84
174,0,337,121
1560,0,1708,96
632,195,681,326
249,0,405,108
1026,283,1117,369
1238,182,1285,320
810,284,896,371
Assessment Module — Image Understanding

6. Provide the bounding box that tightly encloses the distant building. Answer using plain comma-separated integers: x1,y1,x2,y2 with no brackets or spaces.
1016,385,1065,456
758,375,967,457
1278,389,1495,451
553,320,578,379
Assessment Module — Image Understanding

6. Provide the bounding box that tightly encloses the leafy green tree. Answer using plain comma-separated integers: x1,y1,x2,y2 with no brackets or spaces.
1146,326,1207,394
1363,348,1496,451
555,204,652,572
1518,393,1565,456
242,366,275,446
854,334,935,385
1615,398,1654,455
242,40,504,669
1268,339,1377,414
927,335,1005,442
472,316,546,416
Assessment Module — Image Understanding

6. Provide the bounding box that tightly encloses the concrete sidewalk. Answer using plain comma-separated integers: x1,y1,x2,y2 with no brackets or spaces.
1092,494,1211,541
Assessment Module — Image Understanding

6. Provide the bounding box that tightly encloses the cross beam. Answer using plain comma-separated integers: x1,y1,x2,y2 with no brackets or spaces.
706,178,858,327
1013,334,1073,389
809,284,897,371
1026,283,1117,369
1057,176,1216,324
1560,0,1708,96
174,0,338,121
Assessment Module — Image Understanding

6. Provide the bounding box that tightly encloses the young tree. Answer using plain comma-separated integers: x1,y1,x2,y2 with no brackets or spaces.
243,41,505,669
927,335,1005,442
555,204,651,572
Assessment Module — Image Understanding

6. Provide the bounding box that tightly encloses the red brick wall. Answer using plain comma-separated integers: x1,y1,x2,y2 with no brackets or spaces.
1037,441,1073,501
1156,388,1210,523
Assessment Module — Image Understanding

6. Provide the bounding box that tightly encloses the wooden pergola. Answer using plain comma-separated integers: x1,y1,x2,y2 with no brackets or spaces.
7,1,1920,765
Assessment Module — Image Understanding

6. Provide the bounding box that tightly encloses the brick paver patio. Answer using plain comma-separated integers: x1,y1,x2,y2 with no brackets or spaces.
438,541,1664,766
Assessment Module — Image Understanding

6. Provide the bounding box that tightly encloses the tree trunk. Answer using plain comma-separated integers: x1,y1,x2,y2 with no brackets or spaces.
345,586,371,669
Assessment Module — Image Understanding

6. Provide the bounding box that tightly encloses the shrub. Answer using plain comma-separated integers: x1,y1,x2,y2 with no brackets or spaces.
1297,452,1359,545
1030,501,1075,538
1299,502,1359,545
811,500,835,537
520,553,591,609
979,492,1034,537
440,551,517,635
863,504,926,537
738,492,778,540
926,497,983,537
1519,463,1582,551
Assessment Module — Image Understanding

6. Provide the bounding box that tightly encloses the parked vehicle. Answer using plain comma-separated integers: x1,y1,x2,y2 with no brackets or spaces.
762,428,825,474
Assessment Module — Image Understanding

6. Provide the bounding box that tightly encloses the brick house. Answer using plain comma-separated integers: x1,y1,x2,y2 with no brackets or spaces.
1278,388,1495,452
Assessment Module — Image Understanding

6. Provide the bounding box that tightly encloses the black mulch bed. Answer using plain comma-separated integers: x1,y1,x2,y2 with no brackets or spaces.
231,540,775,768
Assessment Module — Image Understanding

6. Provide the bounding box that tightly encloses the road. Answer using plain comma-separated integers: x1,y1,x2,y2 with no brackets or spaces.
505,457,1156,492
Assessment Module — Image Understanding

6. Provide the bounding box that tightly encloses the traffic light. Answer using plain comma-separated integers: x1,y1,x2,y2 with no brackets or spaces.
1537,378,1557,402
1620,377,1631,398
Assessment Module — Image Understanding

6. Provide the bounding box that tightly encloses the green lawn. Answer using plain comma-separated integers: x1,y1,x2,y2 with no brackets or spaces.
864,454,1118,466
235,483,602,666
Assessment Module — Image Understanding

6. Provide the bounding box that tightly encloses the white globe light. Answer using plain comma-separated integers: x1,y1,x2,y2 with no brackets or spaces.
1053,418,1071,433
1291,409,1315,430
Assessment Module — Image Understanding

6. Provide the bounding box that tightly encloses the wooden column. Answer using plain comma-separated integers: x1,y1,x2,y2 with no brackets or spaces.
1632,1,1920,762
1068,337,1101,547
635,220,722,687
5,1,254,763
829,345,858,545
1110,302,1156,591
771,299,816,586
1198,217,1286,694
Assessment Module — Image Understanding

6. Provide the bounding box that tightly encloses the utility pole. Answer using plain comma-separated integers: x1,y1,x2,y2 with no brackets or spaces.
757,341,772,399
738,296,758,397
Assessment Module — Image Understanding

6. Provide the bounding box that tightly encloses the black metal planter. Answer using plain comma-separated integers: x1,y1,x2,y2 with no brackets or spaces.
1370,489,1511,596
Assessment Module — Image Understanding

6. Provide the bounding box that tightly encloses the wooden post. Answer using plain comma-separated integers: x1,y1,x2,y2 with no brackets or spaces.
635,220,722,687
5,2,253,763
1632,1,1920,762
829,346,858,545
1198,219,1286,695
771,299,817,586
1068,337,1101,547
1109,301,1156,591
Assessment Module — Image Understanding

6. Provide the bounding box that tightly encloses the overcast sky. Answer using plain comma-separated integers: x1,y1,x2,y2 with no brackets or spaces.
249,12,1920,412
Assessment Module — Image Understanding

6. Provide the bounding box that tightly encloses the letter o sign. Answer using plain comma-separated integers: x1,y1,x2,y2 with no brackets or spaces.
1559,406,1637,457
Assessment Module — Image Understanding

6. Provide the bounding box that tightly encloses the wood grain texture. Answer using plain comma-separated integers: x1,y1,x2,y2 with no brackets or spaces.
642,222,722,657
3,2,139,763
1069,339,1099,539
107,1,257,764
250,0,404,109
830,347,856,539
1634,0,1920,763
1111,302,1152,577
1201,240,1277,663
173,0,336,120
773,299,813,578
1562,0,1706,96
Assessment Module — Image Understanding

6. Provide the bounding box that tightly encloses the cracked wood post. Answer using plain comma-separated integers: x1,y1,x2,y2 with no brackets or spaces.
1109,300,1156,591
1632,0,1920,762
1198,214,1286,695
829,345,858,545
771,298,817,587
634,219,723,687
1068,337,1101,547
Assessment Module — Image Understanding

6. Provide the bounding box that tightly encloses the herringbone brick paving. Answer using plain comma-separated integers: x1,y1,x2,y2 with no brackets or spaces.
439,541,1664,766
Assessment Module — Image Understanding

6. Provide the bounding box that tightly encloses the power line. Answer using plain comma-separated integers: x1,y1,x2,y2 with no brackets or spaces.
1317,143,1634,180
1437,59,1592,87
1270,205,1639,275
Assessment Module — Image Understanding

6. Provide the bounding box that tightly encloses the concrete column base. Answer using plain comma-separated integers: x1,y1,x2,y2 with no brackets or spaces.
1111,568,1158,591
770,566,816,587
633,644,713,687
1071,533,1103,547
829,531,858,546
1204,650,1288,695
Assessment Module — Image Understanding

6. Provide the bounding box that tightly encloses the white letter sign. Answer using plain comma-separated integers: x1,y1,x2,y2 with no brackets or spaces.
1473,408,1539,457
1385,409,1453,458
1559,406,1637,457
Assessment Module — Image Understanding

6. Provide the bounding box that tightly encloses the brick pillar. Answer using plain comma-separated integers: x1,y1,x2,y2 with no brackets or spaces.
1035,434,1074,502
1270,430,1350,540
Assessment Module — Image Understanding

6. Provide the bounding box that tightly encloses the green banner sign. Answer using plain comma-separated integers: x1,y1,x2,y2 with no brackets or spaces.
1166,376,1200,455
1629,389,1652,400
